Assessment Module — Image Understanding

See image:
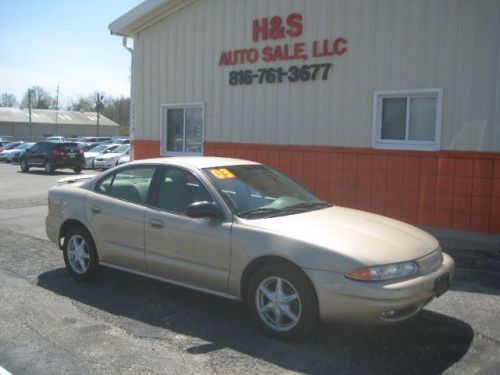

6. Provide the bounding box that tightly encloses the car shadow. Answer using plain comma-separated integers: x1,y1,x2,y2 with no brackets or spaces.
16,170,84,176
37,268,473,374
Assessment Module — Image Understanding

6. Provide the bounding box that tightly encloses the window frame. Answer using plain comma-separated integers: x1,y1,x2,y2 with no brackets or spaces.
160,101,205,156
372,88,443,151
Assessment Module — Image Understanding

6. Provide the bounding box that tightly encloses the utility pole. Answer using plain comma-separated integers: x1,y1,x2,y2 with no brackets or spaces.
28,89,34,141
96,93,103,136
55,86,60,124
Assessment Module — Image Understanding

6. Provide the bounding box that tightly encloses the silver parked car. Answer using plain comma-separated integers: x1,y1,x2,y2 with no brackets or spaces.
46,157,454,338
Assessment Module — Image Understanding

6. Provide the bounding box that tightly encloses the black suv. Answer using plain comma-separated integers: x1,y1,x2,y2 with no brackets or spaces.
20,141,85,174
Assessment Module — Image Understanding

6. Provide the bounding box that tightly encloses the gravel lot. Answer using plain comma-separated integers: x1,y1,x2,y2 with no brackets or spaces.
0,162,499,374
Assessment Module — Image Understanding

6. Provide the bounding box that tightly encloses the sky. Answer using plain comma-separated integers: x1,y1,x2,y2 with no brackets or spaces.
0,0,143,107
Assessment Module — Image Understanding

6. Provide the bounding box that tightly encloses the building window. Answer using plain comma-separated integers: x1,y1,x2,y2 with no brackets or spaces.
372,89,443,151
161,102,204,155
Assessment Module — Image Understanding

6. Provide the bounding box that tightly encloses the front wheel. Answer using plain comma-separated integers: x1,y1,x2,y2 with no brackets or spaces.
247,263,318,339
20,160,30,172
73,166,82,174
63,226,99,281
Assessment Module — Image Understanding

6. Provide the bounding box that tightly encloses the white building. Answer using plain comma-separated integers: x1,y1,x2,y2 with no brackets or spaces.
0,107,120,140
110,0,500,235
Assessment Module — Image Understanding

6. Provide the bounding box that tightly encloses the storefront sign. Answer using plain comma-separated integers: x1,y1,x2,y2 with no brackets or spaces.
219,13,348,85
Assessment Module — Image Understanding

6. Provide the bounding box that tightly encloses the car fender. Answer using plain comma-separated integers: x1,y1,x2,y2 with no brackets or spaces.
227,221,363,298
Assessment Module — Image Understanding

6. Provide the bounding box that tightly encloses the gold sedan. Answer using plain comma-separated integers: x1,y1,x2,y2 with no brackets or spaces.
46,157,454,338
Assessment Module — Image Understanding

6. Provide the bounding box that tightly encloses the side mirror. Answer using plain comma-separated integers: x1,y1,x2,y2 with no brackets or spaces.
185,201,223,220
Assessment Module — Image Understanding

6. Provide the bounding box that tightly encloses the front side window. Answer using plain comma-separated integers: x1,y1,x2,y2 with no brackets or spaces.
95,166,157,205
372,89,443,150
29,143,41,153
153,167,213,214
161,103,204,155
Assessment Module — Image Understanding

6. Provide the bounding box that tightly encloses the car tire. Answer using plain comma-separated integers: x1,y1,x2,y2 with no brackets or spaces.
63,226,99,281
247,262,318,339
73,166,82,174
45,161,55,174
20,160,30,172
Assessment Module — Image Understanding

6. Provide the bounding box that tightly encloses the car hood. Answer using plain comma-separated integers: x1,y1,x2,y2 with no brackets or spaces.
1,149,17,155
84,152,101,158
246,206,439,267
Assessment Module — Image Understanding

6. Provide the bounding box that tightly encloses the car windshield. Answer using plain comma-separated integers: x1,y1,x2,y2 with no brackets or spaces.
203,165,330,219
88,145,108,153
4,142,20,150
113,145,129,153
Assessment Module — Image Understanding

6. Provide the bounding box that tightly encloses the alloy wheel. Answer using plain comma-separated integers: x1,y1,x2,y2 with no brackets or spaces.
255,276,302,332
67,235,90,274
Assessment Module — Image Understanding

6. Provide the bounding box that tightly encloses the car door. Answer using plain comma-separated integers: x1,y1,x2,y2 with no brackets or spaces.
25,142,45,166
144,166,232,293
84,165,158,271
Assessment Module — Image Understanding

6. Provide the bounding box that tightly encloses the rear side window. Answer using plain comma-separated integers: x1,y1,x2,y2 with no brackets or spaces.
95,166,157,205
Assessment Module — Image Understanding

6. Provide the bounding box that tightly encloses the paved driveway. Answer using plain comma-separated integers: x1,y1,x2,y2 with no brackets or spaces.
0,163,499,374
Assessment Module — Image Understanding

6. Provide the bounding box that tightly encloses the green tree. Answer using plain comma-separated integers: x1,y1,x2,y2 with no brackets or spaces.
66,96,95,112
102,96,130,135
21,86,54,109
68,93,130,136
0,92,17,107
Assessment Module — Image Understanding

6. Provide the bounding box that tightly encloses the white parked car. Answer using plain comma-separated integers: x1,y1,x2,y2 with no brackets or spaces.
112,138,130,145
93,145,130,170
0,142,35,162
84,144,121,168
117,155,130,165
46,136,66,142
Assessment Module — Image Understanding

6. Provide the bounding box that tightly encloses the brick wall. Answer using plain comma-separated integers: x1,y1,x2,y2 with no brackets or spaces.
131,139,500,234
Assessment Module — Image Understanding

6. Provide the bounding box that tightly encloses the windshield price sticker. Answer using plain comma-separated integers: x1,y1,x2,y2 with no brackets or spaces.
210,168,236,179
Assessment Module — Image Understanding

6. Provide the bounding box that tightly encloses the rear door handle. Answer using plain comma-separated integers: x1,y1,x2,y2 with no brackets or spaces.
91,205,101,214
149,218,164,228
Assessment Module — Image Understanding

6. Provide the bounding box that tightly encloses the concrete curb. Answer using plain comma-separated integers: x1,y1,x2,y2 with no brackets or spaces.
423,227,500,254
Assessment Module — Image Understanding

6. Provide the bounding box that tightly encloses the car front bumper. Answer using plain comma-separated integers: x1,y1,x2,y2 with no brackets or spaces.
93,159,116,169
305,252,455,324
85,157,96,168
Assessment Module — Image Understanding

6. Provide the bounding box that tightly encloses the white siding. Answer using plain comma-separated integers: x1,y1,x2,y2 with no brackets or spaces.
132,0,500,152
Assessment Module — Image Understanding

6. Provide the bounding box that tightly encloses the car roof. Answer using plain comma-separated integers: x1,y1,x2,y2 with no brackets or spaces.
128,156,260,169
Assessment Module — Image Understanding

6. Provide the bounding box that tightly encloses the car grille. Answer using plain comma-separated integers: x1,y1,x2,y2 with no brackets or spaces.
417,248,443,274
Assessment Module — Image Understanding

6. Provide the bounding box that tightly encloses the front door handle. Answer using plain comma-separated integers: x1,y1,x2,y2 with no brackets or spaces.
149,218,164,228
91,205,101,214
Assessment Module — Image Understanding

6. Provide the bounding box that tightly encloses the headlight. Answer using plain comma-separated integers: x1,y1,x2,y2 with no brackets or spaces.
345,261,419,281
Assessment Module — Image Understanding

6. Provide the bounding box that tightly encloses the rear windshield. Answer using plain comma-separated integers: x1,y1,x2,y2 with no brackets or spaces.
55,143,80,152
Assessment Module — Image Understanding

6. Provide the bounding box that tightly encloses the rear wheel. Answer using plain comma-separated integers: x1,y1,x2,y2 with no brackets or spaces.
63,226,99,281
20,159,30,172
247,263,318,339
44,161,54,174
73,166,82,174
